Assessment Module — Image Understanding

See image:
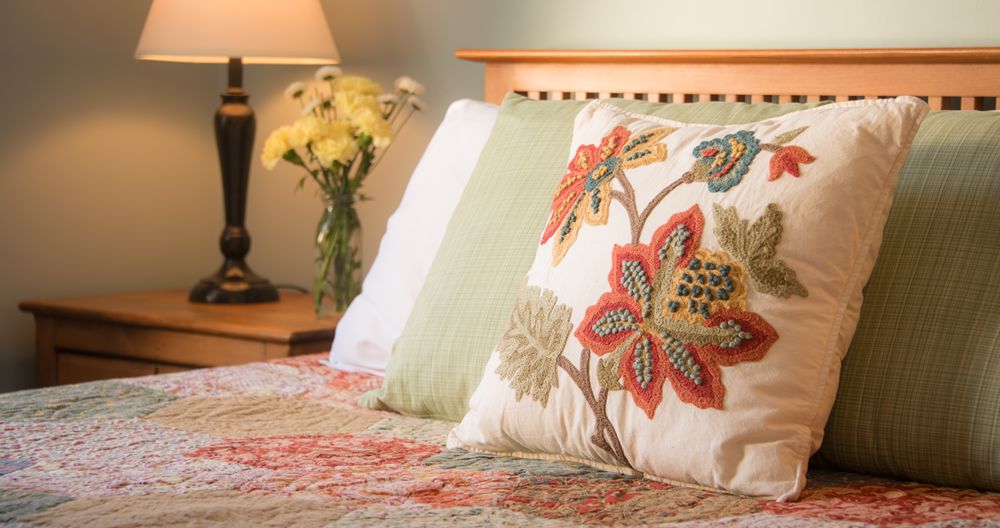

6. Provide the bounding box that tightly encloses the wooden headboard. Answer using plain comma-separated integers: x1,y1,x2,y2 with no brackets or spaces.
455,48,1000,111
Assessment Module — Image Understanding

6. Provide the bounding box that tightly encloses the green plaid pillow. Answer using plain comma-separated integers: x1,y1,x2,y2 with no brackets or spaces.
813,110,1000,492
360,94,829,421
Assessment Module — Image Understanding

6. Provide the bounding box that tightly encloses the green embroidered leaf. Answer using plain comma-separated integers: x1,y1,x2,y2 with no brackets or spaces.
713,204,808,299
746,257,809,298
597,333,641,391
495,280,574,406
653,315,739,348
712,204,748,259
772,126,809,146
746,204,783,263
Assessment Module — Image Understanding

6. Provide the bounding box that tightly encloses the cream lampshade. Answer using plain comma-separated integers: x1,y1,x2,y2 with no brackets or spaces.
135,0,339,65
135,0,339,304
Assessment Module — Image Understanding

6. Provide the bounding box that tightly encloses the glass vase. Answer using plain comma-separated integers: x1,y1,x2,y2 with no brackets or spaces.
314,193,362,316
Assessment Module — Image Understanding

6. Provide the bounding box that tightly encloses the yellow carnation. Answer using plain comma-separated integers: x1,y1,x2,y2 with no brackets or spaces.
332,75,382,96
261,126,292,169
290,115,327,148
311,120,359,167
335,90,380,119
351,107,394,148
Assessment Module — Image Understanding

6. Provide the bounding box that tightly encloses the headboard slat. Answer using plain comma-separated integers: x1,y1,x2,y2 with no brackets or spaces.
961,97,984,111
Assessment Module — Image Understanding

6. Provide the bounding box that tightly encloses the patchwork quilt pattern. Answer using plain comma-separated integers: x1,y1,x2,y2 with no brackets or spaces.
0,354,998,527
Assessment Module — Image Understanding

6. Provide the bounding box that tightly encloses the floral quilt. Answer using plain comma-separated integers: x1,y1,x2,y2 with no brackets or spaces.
1,354,998,527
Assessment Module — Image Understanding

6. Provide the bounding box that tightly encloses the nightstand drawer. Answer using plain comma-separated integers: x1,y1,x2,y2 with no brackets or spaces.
53,319,267,368
57,352,192,385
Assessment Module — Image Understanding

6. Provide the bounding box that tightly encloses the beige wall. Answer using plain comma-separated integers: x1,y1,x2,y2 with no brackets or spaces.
1,0,997,393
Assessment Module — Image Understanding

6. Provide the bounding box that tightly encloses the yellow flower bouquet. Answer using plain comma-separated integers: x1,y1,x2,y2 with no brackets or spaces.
262,67,425,315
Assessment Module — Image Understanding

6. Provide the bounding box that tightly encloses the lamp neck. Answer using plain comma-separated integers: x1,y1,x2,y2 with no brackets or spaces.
227,57,243,93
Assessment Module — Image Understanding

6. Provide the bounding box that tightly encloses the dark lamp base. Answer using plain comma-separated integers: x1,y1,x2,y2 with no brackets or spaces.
188,260,279,304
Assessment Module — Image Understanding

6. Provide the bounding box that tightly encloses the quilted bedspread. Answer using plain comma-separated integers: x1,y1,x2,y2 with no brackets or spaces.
1,354,998,527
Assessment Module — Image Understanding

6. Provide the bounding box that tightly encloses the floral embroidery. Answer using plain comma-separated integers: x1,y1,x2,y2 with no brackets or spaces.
502,202,798,470
768,145,815,181
541,126,675,266
684,126,816,193
494,280,574,406
713,203,808,298
662,247,748,324
771,126,809,146
688,130,762,193
575,205,779,415
508,111,813,471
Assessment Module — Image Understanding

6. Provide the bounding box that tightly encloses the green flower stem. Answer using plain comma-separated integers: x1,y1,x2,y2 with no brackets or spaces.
314,192,361,314
383,99,399,121
390,93,411,124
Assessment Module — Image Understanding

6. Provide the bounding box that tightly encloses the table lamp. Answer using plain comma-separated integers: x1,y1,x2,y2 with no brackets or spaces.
135,0,340,303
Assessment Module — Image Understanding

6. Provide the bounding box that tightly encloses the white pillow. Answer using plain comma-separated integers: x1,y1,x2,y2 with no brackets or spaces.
325,99,499,376
449,98,928,500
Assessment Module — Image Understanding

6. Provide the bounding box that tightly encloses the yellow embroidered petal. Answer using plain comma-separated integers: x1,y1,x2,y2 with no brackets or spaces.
620,143,668,171
580,180,612,227
662,248,748,324
551,218,581,267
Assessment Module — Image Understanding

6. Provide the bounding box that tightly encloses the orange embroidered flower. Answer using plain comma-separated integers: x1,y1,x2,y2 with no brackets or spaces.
541,126,674,266
575,205,778,415
768,145,816,181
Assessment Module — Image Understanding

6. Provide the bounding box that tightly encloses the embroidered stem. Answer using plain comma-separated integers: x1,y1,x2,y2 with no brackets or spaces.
635,177,685,245
610,170,640,242
612,168,689,247
594,385,633,473
759,143,781,153
557,350,635,471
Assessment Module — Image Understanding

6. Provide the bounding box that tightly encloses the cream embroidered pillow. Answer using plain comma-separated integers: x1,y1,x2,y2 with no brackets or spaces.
449,98,929,501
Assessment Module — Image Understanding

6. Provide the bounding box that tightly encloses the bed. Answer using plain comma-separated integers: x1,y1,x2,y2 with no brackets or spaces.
3,48,1000,527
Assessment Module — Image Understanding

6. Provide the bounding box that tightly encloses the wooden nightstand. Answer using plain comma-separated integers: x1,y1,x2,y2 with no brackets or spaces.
19,290,342,388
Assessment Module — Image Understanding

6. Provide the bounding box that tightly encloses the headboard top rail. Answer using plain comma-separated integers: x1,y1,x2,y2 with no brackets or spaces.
456,48,1000,65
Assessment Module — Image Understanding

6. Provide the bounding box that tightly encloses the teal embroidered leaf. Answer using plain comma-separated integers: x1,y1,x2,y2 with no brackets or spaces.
495,280,574,406
713,203,808,299
772,126,809,146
